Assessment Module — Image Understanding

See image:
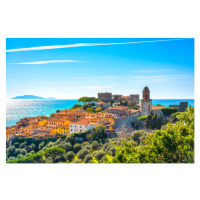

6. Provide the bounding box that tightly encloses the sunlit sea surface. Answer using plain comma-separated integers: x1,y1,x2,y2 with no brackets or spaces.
6,99,194,127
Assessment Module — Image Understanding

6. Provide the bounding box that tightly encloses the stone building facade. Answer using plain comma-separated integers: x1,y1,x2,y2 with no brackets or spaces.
98,92,112,102
141,86,152,116
129,94,139,105
169,101,188,112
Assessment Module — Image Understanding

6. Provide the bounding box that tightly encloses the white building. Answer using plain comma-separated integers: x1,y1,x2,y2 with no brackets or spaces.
69,118,98,134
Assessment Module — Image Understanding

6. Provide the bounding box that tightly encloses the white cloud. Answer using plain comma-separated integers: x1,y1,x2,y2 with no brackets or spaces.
131,75,187,79
6,39,188,52
8,60,79,64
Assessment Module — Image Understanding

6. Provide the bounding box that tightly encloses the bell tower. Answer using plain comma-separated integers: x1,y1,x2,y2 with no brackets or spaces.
143,86,150,100
141,86,152,116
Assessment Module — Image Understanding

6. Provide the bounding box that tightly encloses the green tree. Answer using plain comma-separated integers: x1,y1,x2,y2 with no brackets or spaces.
95,107,102,113
93,150,106,162
107,106,194,163
65,134,74,145
77,149,90,160
88,126,107,142
58,142,72,152
73,143,82,153
66,151,75,162
86,107,96,113
84,154,92,163
38,141,45,150
156,115,163,129
91,141,100,150
161,108,178,116
44,147,65,162
78,97,98,104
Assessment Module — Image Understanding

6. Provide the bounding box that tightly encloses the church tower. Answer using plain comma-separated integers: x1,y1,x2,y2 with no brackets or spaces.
141,86,152,116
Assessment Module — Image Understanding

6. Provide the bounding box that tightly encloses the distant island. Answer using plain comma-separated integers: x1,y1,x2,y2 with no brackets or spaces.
12,95,56,100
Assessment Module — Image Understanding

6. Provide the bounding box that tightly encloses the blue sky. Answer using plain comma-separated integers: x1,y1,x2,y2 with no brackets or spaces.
6,38,194,99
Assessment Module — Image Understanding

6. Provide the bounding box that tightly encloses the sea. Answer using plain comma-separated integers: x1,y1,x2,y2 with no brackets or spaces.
6,99,194,127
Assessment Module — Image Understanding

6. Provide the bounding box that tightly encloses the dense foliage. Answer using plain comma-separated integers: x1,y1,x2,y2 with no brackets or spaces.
7,107,194,164
161,107,178,116
106,106,194,163
78,97,98,104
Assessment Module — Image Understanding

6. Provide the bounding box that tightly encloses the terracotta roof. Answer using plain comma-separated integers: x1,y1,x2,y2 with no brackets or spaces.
152,106,166,110
108,106,129,110
70,118,91,125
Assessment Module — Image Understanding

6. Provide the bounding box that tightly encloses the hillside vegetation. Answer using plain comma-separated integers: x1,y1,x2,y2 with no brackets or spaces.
7,106,194,163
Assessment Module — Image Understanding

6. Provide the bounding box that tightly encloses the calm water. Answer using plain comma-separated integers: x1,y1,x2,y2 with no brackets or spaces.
6,99,194,127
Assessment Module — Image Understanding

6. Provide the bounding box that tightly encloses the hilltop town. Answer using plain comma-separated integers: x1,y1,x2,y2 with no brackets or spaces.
6,86,188,145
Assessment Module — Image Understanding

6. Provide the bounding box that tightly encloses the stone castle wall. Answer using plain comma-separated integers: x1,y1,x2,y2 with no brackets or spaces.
180,102,188,112
114,111,142,129
98,92,112,102
129,94,139,104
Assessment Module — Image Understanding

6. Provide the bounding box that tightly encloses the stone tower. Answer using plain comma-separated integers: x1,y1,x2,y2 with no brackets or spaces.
141,86,152,116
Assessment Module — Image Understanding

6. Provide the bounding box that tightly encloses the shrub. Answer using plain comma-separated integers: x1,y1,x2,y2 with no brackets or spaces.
88,126,107,142
100,155,108,163
13,142,20,148
38,141,45,150
82,145,91,151
77,149,90,160
161,108,178,116
58,142,72,152
91,141,100,150
28,144,36,152
86,107,96,113
21,148,27,156
44,147,65,162
73,143,81,153
17,154,25,159
95,107,102,113
7,146,15,157
84,154,92,163
29,150,35,155
23,152,46,163
8,157,16,161
71,159,82,163
54,138,62,145
93,150,106,161
75,137,84,144
46,142,55,148
19,142,26,149
127,140,137,146
108,147,116,156
102,143,109,151
130,130,147,146
14,148,21,157
54,156,66,163
66,151,75,162
81,142,90,148
137,116,148,121
72,104,82,109
65,134,74,145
